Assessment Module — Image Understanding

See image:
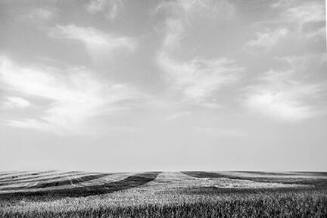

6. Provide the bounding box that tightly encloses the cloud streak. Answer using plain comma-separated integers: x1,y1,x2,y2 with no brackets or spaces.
2,96,31,109
193,126,247,137
158,54,242,103
0,56,142,134
156,0,242,107
284,2,325,26
244,70,324,122
86,0,123,20
49,24,136,59
27,8,55,21
245,28,288,51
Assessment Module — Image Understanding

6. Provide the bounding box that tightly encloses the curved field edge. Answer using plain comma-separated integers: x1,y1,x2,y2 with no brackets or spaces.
0,173,111,190
0,171,56,183
0,172,160,198
0,171,87,187
1,190,326,218
182,171,327,189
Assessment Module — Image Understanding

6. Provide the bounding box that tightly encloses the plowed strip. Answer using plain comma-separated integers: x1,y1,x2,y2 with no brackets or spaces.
0,172,160,198
0,172,34,180
0,171,56,183
0,171,87,187
182,171,327,188
182,171,226,178
0,173,110,191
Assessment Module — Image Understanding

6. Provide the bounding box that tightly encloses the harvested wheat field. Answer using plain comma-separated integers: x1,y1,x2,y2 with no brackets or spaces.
0,171,327,217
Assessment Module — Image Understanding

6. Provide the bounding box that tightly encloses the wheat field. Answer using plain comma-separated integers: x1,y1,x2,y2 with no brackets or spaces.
0,171,327,217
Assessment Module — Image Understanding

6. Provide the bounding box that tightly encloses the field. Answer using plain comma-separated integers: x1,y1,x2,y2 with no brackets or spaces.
0,171,327,217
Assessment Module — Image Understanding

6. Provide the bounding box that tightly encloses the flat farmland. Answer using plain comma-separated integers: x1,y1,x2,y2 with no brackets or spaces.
0,171,327,217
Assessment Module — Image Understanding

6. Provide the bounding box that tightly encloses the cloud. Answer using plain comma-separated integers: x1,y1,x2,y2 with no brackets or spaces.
271,0,324,25
245,28,288,50
27,8,55,21
156,0,241,107
86,0,107,13
285,2,325,39
275,54,327,73
161,18,184,52
2,96,31,109
244,70,324,122
270,0,294,8
86,0,123,20
156,0,235,51
245,89,315,121
252,1,325,50
0,56,142,134
193,126,247,137
165,111,191,121
6,119,53,132
156,0,235,21
304,27,325,40
271,1,325,40
17,7,56,26
158,54,242,103
49,24,136,59
284,2,325,26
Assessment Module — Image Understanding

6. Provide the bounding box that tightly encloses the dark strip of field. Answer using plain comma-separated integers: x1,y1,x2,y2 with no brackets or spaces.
182,171,227,178
0,172,39,182
0,171,85,187
235,171,296,176
182,171,327,189
0,172,160,199
0,172,29,179
294,172,327,177
0,173,12,177
179,186,313,196
0,171,56,183
0,173,111,191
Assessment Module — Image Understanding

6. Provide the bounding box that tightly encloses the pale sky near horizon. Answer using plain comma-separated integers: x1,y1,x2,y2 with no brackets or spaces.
0,0,326,172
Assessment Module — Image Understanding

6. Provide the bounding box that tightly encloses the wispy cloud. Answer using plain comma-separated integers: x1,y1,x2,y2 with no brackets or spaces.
0,56,142,134
49,24,136,59
156,0,235,21
17,7,56,26
29,8,55,20
271,0,324,24
156,0,235,50
165,111,191,121
156,0,241,107
161,18,184,52
85,0,124,20
270,0,294,9
2,96,31,109
158,53,242,103
284,2,325,39
275,54,327,73
193,126,247,137
252,1,325,50
245,28,288,51
244,70,325,122
271,1,325,40
284,2,325,26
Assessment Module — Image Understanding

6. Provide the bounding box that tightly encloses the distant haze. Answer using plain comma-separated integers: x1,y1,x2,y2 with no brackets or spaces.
0,0,326,172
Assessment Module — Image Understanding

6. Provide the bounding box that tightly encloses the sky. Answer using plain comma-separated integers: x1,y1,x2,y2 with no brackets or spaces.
0,0,326,172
